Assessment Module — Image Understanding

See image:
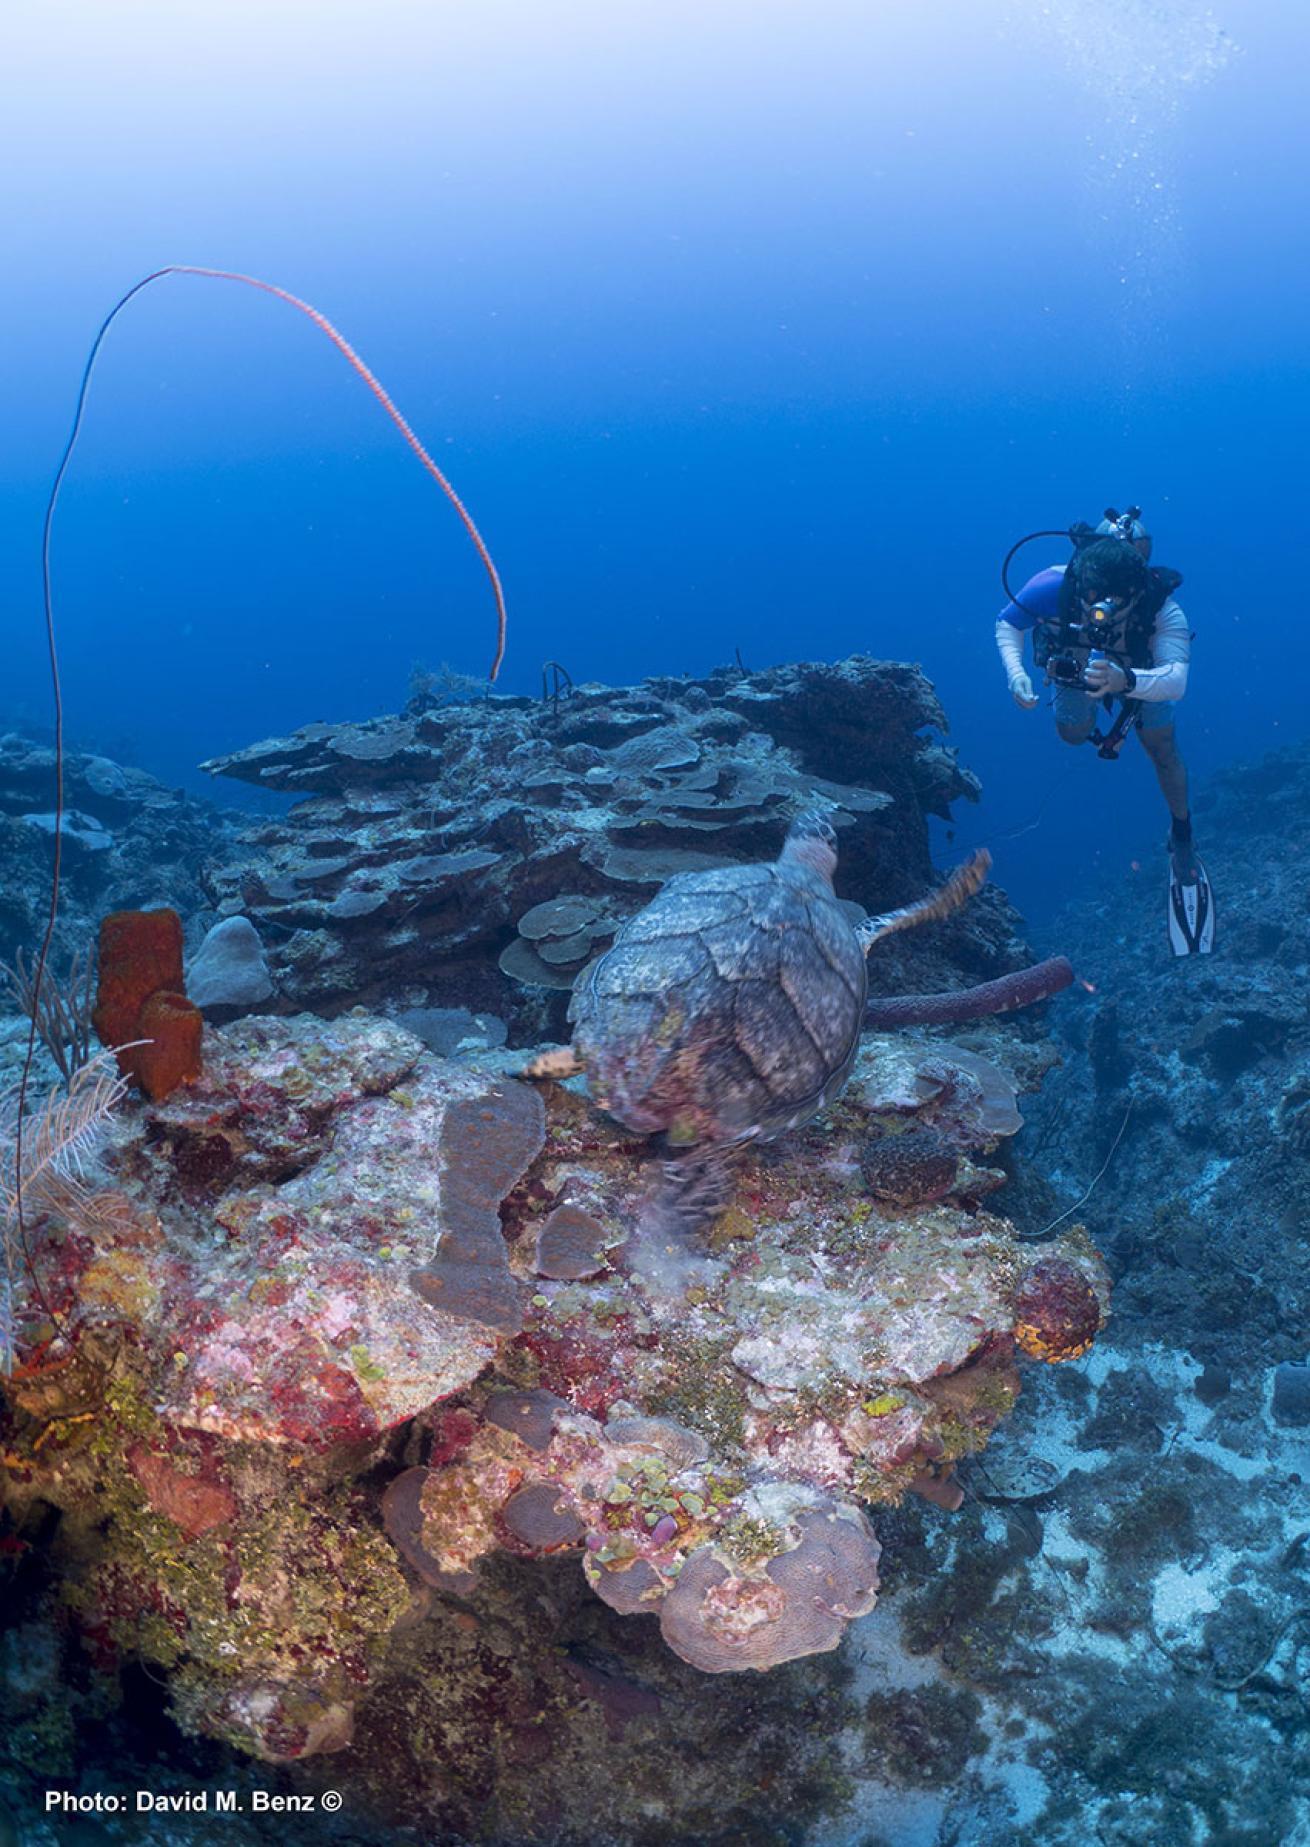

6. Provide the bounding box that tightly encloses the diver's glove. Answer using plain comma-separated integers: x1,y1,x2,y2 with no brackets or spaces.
1084,659,1128,696
1007,669,1038,710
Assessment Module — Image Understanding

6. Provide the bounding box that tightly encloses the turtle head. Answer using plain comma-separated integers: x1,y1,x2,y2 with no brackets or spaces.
781,811,838,883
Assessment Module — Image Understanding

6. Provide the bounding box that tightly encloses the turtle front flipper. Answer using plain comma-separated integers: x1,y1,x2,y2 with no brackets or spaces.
523,1045,585,1080
856,849,991,957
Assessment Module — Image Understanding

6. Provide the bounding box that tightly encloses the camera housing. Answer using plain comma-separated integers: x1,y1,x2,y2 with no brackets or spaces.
1047,653,1086,688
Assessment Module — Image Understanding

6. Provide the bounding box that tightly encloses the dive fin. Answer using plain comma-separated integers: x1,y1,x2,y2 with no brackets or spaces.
1168,855,1215,957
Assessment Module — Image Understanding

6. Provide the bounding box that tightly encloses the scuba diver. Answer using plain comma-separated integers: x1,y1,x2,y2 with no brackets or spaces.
995,508,1214,956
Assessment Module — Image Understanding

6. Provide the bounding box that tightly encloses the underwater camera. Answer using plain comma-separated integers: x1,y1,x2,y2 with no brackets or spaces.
1047,653,1087,688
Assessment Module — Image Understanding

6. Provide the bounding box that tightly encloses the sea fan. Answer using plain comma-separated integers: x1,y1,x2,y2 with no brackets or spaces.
1,1049,131,1373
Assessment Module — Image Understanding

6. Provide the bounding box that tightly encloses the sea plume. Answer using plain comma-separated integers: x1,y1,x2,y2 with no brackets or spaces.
1,1049,130,1371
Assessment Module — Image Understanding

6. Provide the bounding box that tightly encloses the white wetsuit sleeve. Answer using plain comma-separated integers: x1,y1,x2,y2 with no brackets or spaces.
995,618,1027,682
1133,599,1190,702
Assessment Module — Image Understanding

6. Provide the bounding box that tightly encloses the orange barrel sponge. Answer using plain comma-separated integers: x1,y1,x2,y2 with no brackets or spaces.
92,907,204,1100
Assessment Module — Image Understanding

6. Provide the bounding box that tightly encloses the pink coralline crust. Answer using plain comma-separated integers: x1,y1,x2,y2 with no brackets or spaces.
25,1016,518,1451
863,955,1074,1029
145,1010,425,1191
760,1418,858,1493
183,1680,357,1766
427,1406,481,1465
126,1444,237,1539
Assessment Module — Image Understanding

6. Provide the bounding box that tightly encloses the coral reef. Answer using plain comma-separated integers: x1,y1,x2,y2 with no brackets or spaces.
0,1004,1105,1783
0,732,230,976
197,657,1025,1018
10,703,1310,1845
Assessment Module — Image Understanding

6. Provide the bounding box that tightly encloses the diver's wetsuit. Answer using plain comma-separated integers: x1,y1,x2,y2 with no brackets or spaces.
995,563,1193,832
995,564,1190,729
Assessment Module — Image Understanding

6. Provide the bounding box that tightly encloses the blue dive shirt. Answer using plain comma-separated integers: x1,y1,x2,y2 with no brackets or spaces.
997,565,1065,630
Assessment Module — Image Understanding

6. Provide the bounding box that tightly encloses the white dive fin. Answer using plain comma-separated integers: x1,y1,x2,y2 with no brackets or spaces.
1168,856,1215,957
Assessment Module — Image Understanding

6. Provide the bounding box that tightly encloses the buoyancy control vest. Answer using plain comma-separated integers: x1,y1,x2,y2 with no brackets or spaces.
1032,563,1184,674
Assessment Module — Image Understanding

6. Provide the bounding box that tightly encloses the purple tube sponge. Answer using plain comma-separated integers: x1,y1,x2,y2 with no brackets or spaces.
864,955,1074,1030
409,1080,545,1335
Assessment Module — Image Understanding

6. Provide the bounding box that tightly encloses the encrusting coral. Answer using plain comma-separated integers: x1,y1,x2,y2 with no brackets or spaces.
0,1005,1108,1761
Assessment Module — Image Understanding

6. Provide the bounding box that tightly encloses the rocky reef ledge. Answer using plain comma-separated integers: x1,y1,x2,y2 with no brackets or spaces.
0,732,231,971
1,1004,1104,1796
198,657,1023,1022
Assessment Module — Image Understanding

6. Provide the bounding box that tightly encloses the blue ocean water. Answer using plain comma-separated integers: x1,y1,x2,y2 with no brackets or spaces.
2,0,1305,924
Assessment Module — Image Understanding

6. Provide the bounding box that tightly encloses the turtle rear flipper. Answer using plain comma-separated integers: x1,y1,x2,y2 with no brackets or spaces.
644,1147,741,1244
857,850,991,956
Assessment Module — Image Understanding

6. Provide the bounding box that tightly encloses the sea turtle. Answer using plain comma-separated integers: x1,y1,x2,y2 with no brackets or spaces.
528,814,989,1227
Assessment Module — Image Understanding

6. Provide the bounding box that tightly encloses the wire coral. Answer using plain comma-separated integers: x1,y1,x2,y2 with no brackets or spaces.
58,267,507,683
11,264,510,1315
